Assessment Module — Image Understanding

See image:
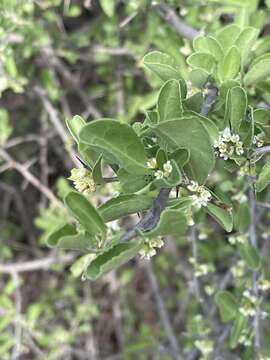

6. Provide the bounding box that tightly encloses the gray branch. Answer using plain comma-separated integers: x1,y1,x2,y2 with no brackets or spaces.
153,2,199,40
120,188,171,242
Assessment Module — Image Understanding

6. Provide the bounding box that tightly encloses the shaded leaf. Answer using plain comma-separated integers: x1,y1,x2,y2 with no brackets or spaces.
229,313,247,349
86,241,142,280
215,290,238,323
79,119,149,175
146,209,187,237
207,203,233,232
238,241,261,270
98,194,153,222
151,116,215,183
47,224,77,247
256,161,270,192
225,86,247,132
65,191,106,236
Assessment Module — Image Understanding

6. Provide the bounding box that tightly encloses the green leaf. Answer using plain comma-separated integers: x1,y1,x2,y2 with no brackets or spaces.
189,68,209,88
100,0,115,17
238,241,261,270
244,54,270,85
187,52,216,74
184,111,219,143
146,209,187,237
224,86,247,132
157,79,183,121
207,203,233,232
183,92,203,113
92,154,103,184
65,191,106,237
216,24,241,53
70,254,96,278
253,109,270,125
219,46,241,81
229,313,247,349
193,35,223,61
215,290,238,323
143,51,187,95
57,233,96,251
86,241,142,280
98,194,153,222
235,27,258,65
234,203,250,232
66,115,86,143
170,148,190,169
256,161,270,192
151,116,215,184
117,169,152,193
47,224,77,247
79,119,149,175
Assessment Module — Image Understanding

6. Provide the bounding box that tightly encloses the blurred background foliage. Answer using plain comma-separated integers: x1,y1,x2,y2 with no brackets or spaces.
1,0,270,359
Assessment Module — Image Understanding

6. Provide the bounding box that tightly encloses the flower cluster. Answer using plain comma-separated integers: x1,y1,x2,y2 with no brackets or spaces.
214,127,244,160
231,260,246,278
139,237,164,260
239,290,258,317
258,277,270,292
228,234,247,245
146,158,173,180
189,257,214,277
68,168,96,195
238,329,252,347
194,339,214,359
187,181,212,208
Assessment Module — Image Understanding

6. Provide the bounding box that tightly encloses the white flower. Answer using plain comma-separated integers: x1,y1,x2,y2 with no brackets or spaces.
163,160,172,177
258,278,270,292
253,133,265,148
154,170,164,179
189,183,212,209
222,127,232,142
146,158,157,169
139,237,164,260
214,128,244,160
194,340,214,356
68,168,96,195
187,180,199,192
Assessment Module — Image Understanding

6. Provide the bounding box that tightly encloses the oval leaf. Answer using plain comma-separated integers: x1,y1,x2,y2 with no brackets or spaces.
151,116,215,184
207,203,233,232
79,119,149,175
157,79,183,121
86,241,142,280
256,160,270,192
215,290,238,323
238,242,261,270
65,191,106,236
98,194,153,222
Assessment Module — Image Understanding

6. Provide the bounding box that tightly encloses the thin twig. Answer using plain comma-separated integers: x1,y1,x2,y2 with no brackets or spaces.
248,176,261,354
0,253,75,274
34,86,81,167
145,261,183,360
0,148,63,208
153,2,199,40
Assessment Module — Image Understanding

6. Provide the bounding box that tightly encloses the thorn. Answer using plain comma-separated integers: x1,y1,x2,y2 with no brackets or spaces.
75,156,92,171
